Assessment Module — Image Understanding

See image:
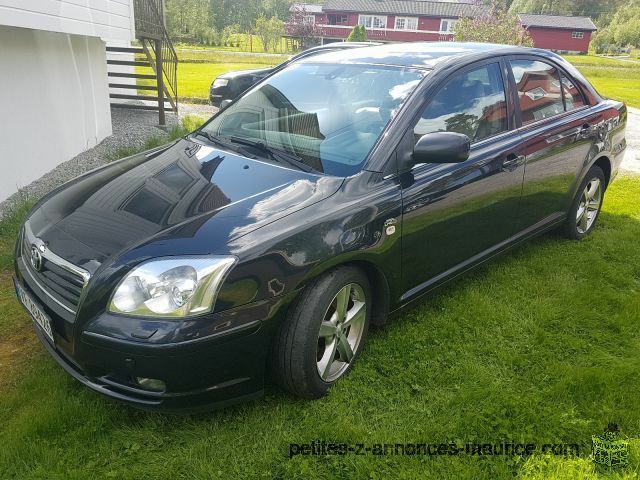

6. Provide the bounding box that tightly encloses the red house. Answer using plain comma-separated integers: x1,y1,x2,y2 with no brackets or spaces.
288,2,598,54
290,0,488,43
517,14,597,54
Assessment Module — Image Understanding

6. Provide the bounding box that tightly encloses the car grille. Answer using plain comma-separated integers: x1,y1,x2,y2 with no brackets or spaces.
21,225,89,314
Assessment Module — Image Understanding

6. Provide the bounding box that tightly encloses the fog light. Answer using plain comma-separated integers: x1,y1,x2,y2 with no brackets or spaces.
135,377,166,392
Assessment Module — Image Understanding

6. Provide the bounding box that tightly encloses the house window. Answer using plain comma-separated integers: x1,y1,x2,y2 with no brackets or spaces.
303,15,315,25
440,19,458,33
571,31,584,39
359,15,387,29
327,14,348,25
395,16,418,30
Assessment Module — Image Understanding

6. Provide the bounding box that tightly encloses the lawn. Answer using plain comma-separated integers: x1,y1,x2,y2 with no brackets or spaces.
139,61,282,101
1,175,640,478
159,52,640,105
563,55,640,109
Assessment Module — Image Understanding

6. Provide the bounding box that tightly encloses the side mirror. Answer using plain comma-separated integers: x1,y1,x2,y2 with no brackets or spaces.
219,99,233,110
412,132,471,165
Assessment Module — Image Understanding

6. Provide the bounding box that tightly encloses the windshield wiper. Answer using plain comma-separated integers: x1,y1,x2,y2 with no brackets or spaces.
226,136,316,173
193,130,233,149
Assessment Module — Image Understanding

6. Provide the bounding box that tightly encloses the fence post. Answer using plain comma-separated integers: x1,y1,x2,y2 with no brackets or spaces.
156,38,165,126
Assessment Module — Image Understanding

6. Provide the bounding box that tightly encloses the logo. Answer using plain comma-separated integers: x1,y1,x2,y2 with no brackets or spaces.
592,424,629,468
30,243,44,271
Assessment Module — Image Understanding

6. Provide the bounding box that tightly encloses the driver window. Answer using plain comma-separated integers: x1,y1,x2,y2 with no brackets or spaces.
414,62,508,144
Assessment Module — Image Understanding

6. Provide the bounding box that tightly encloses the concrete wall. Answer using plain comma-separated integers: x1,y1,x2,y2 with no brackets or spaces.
0,0,134,42
0,26,112,201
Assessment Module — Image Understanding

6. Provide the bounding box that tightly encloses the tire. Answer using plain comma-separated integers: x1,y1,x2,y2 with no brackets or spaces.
563,165,606,240
271,267,372,399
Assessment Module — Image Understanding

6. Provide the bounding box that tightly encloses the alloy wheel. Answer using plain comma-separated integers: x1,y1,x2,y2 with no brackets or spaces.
316,283,367,382
576,178,602,234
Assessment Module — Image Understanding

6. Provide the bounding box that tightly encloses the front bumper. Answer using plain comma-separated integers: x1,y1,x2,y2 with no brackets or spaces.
14,270,295,412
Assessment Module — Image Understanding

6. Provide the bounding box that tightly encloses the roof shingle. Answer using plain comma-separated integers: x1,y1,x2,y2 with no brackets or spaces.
517,13,597,31
322,0,487,18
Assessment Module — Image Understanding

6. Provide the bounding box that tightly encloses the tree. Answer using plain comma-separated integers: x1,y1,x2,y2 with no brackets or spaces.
165,0,209,38
455,2,534,47
508,0,625,20
254,15,285,52
347,25,368,42
287,5,322,49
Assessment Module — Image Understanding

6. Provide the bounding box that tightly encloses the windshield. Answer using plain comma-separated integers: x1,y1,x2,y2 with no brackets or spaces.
201,63,426,176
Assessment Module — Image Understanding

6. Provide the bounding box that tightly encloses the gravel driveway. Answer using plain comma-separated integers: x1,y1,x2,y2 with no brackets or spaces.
621,107,640,174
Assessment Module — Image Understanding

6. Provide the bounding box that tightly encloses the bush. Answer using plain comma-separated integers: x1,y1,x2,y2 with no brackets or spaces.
347,25,367,42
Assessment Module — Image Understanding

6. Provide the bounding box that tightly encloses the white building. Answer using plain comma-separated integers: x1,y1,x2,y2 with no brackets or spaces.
0,1,136,202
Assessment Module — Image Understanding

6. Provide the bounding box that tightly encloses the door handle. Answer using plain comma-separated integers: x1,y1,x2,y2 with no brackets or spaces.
502,154,525,172
578,124,593,139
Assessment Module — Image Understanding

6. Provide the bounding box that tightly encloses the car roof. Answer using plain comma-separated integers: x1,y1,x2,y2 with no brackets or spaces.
298,42,523,69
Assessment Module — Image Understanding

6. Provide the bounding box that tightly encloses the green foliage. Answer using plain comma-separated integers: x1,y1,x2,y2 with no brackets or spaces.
455,3,534,47
165,0,209,40
165,0,299,42
1,177,640,478
595,3,640,50
347,25,368,42
254,15,285,52
508,0,625,20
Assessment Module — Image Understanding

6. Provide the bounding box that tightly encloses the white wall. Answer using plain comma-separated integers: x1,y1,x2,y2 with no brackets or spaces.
0,0,134,42
0,26,113,201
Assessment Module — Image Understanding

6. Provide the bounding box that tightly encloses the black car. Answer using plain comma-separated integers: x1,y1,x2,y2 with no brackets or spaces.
15,43,626,411
209,42,375,107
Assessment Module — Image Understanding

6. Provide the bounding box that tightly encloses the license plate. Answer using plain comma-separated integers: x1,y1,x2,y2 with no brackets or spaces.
15,280,55,344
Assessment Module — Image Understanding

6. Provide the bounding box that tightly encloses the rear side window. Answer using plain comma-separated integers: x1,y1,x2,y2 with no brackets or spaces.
561,74,586,111
510,60,564,125
414,62,508,143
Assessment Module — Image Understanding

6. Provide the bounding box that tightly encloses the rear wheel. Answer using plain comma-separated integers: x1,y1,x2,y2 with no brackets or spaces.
563,165,605,240
271,267,371,399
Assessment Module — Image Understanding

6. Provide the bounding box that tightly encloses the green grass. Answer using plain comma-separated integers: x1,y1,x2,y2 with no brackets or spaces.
174,36,295,54
1,175,640,478
175,48,289,65
139,62,280,101
162,53,640,105
563,55,640,108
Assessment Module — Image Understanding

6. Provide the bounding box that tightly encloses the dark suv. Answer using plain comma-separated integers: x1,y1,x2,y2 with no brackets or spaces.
15,43,626,411
209,42,375,107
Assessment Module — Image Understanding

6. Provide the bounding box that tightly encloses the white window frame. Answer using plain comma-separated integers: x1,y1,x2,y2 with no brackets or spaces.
302,15,315,25
395,16,418,30
358,14,388,29
440,18,458,33
571,31,584,39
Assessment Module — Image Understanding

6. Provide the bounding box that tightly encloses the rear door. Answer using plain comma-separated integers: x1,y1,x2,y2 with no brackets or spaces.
399,59,526,298
507,56,602,231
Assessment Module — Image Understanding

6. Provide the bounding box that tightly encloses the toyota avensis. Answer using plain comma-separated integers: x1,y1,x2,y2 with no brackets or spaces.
14,43,627,411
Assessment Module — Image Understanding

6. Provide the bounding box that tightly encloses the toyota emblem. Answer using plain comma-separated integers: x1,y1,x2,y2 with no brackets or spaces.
30,244,44,271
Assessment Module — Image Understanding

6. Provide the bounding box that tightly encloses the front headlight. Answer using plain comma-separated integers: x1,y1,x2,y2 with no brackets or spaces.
108,256,236,318
212,78,229,88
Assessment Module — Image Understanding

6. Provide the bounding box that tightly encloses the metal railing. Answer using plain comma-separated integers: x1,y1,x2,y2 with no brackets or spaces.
133,0,178,110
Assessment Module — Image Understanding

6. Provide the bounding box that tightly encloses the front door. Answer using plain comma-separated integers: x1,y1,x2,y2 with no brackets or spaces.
400,60,525,299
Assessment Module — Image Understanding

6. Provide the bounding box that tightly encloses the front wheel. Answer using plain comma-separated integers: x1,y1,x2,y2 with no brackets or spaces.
563,165,606,240
271,267,371,399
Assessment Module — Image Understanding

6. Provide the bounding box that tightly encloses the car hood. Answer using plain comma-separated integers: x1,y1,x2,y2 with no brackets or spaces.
218,67,274,79
26,137,343,274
